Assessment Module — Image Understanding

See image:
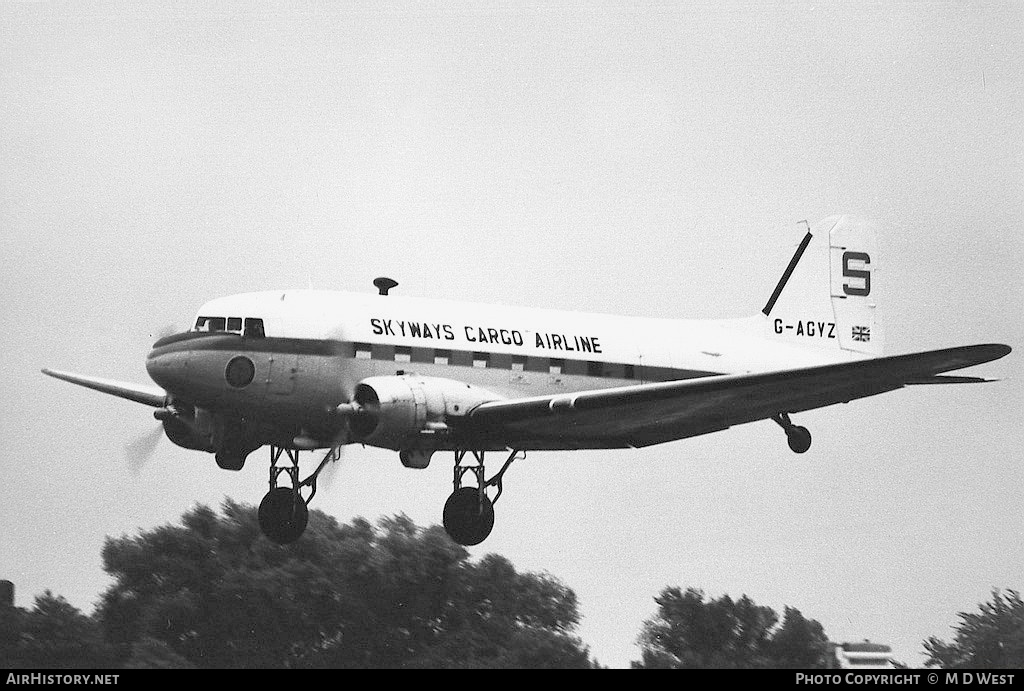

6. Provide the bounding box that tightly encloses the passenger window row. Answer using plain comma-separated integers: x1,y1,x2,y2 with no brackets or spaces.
350,342,646,380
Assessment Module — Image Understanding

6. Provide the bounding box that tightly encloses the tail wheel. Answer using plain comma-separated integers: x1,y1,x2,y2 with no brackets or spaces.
258,487,309,544
786,425,812,454
443,487,494,546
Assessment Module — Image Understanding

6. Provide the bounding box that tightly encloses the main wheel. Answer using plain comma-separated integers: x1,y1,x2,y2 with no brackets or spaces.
786,425,812,454
258,487,309,544
443,487,494,546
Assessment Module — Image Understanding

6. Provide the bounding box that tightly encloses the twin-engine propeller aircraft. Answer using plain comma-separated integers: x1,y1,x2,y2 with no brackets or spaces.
43,217,1010,546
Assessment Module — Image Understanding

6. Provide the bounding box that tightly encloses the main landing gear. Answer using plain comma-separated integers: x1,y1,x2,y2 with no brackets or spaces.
773,413,812,454
443,449,523,546
258,445,340,544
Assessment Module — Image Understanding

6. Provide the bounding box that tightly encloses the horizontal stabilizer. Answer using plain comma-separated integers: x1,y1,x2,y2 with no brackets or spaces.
904,374,999,384
41,368,167,407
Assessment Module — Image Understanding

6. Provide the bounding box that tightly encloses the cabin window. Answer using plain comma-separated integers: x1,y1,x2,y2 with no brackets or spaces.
244,318,265,338
624,364,636,379
395,346,412,363
587,361,603,377
354,343,372,359
549,359,564,375
472,352,489,368
226,317,243,333
434,349,451,365
511,356,526,372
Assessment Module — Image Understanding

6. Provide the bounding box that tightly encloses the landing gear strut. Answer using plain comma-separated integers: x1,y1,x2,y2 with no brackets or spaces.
773,413,812,454
443,449,523,546
258,445,340,544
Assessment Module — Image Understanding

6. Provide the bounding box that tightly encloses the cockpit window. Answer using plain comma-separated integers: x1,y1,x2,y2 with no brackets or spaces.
194,316,226,332
194,315,264,336
244,318,265,338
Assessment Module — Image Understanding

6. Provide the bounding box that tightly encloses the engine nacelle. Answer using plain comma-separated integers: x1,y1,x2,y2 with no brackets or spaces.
157,404,215,452
157,405,261,470
349,375,500,453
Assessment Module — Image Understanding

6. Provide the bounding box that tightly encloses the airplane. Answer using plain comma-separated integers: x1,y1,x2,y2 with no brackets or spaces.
42,216,1011,546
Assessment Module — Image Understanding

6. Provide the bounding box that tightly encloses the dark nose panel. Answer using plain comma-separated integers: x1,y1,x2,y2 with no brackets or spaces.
146,349,190,393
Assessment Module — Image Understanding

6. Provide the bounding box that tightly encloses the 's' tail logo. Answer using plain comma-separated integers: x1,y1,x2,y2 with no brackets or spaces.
842,251,871,296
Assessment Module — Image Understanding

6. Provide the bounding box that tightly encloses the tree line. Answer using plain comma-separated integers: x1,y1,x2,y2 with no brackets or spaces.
1,502,1020,669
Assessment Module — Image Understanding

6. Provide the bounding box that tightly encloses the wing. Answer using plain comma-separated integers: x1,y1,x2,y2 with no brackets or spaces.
42,368,167,407
463,343,1011,450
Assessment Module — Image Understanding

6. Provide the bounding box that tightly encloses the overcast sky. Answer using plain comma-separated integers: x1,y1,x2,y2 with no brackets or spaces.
2,1,1021,668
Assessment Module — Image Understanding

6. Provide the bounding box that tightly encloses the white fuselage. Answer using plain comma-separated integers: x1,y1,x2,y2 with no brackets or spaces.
193,289,862,401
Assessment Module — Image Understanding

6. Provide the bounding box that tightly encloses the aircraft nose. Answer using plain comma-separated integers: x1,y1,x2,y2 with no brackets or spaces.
146,333,192,394
146,349,189,393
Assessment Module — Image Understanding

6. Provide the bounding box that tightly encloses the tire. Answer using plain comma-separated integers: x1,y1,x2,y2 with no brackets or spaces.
258,487,309,544
442,487,495,546
786,426,812,454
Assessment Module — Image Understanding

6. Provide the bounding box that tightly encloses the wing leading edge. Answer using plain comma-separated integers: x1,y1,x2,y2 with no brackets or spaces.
41,368,167,408
464,343,1011,450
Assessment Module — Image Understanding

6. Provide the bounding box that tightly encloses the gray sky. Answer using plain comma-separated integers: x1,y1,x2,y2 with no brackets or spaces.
2,0,1021,668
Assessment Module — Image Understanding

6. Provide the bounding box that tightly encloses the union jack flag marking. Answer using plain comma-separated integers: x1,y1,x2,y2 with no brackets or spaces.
851,326,871,342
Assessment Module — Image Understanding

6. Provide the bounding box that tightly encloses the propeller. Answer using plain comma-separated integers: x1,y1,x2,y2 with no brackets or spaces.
305,397,367,491
316,404,359,490
123,322,178,473
315,444,345,490
124,423,164,475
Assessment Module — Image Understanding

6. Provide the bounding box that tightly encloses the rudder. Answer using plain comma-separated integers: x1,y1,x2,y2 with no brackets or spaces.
762,216,883,356
829,216,883,355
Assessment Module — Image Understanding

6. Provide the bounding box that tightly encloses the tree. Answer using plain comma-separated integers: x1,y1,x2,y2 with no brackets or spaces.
924,589,1024,669
633,587,830,668
123,638,195,669
0,592,113,668
769,606,831,668
96,501,594,668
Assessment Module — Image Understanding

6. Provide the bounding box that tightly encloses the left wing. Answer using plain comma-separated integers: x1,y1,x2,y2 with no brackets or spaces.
463,343,1010,450
41,368,168,408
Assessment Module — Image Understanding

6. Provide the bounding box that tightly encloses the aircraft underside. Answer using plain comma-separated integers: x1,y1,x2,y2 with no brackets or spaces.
164,388,818,547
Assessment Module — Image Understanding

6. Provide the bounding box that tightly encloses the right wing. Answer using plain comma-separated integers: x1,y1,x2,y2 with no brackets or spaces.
463,343,1011,450
41,368,167,408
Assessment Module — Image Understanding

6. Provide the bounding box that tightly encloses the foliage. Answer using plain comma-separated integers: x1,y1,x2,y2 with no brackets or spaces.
0,592,114,668
95,501,594,668
923,589,1024,669
632,587,830,668
770,606,831,668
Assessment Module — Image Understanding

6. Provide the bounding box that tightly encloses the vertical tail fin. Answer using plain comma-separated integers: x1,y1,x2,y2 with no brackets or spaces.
829,217,883,355
762,216,883,356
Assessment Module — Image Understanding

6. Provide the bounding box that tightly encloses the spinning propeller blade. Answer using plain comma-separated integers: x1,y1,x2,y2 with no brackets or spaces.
124,424,164,475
